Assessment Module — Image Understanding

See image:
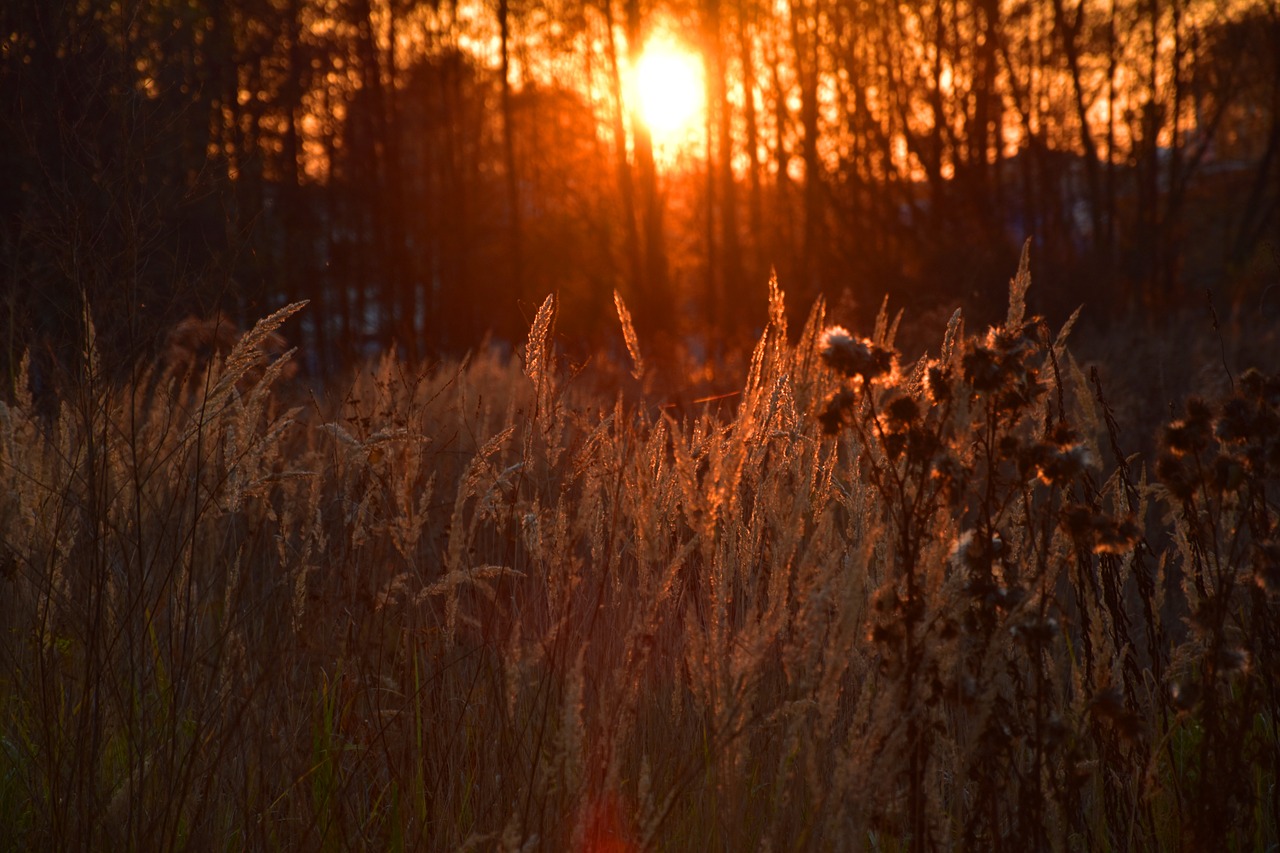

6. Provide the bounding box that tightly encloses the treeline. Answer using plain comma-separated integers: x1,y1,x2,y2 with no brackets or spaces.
1,0,1277,377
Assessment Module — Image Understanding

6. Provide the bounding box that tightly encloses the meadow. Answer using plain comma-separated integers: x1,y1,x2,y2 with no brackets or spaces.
1,251,1278,851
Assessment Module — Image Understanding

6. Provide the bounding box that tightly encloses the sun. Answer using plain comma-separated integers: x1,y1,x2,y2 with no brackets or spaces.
633,39,705,146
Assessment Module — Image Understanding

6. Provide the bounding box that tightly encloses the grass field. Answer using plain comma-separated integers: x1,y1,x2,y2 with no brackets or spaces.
2,255,1278,850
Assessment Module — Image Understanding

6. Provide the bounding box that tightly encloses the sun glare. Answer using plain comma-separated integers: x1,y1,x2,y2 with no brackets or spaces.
633,39,705,147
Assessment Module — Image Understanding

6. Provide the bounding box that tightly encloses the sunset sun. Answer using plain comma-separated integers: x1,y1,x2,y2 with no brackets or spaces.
633,39,705,145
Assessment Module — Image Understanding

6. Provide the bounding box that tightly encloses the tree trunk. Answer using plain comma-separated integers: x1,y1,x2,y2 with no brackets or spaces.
499,0,523,300
625,0,669,339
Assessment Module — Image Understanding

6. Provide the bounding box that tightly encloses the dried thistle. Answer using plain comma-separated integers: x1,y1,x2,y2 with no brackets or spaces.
819,325,895,383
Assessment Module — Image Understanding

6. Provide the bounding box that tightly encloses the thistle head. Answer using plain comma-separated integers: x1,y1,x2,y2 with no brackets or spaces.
819,325,895,383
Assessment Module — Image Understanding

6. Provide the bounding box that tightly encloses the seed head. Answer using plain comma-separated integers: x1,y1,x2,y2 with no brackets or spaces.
1216,646,1250,675
1046,421,1080,449
1161,420,1210,457
986,322,1038,356
1155,451,1197,500
1028,440,1093,486
962,345,1003,392
1092,517,1141,555
818,387,857,435
1061,504,1139,553
819,326,895,382
924,362,952,403
1214,397,1257,444
884,394,920,427
1237,366,1280,404
819,325,856,357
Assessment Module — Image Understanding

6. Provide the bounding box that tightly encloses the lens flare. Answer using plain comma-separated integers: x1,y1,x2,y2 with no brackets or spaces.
633,39,705,146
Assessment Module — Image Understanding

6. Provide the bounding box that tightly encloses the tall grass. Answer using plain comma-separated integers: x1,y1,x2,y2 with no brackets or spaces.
1,259,1277,850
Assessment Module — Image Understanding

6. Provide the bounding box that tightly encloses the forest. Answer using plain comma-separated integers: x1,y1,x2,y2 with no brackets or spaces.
2,0,1277,375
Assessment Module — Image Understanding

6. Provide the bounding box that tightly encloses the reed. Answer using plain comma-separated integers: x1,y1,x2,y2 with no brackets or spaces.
0,259,1276,851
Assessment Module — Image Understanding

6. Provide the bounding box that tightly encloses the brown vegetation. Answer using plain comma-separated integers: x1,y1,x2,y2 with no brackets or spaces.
161,311,299,390
0,261,1278,850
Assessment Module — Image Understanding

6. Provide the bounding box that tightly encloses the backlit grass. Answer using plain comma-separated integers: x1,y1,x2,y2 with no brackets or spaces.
1,257,1277,850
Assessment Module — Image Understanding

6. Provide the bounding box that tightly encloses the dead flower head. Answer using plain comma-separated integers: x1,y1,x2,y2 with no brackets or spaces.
819,325,895,383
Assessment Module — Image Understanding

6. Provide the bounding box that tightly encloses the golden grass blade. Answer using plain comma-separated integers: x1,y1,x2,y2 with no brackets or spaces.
1007,236,1032,329
613,290,645,381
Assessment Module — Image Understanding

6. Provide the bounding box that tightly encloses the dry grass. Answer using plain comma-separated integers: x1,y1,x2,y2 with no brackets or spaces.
1,263,1278,851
